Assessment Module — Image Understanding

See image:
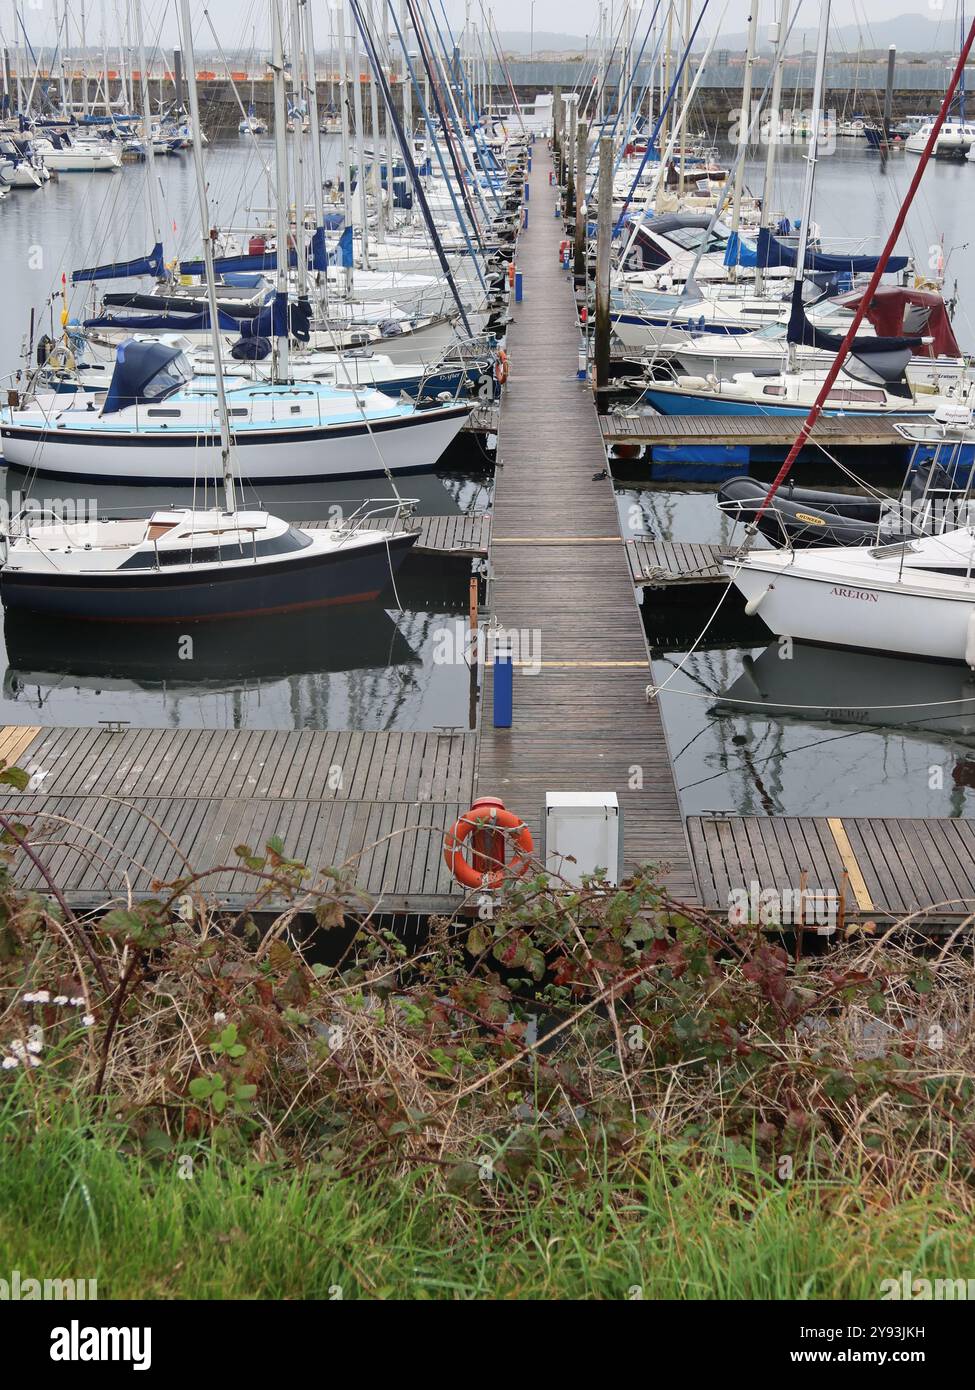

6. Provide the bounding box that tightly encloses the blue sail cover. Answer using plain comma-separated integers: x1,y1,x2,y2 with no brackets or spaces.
756,226,908,274
178,226,330,277
723,231,758,268
333,226,353,269
85,290,308,342
72,241,165,284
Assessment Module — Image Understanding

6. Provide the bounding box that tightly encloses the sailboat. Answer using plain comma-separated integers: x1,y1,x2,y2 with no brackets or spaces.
7,2,474,481
724,6,975,669
0,0,419,622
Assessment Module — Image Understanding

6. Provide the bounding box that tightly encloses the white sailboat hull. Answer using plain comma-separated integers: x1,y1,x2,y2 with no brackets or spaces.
0,407,470,484
728,558,975,665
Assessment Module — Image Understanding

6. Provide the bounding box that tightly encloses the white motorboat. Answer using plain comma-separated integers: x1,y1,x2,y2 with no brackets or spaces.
34,133,122,171
905,118,975,155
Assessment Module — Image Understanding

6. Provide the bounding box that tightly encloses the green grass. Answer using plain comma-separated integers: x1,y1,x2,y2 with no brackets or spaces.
2,1113,973,1299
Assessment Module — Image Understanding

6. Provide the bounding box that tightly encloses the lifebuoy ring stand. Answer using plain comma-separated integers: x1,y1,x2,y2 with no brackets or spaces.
444,795,534,892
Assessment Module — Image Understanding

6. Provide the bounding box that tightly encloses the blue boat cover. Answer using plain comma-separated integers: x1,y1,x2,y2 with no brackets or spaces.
178,226,331,277
102,339,190,414
756,226,908,274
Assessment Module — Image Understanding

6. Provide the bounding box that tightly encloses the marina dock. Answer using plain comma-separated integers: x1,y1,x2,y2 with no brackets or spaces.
0,144,971,932
601,414,911,450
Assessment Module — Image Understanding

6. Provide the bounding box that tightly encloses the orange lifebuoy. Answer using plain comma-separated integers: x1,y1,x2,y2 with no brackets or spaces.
494,349,508,386
444,798,533,891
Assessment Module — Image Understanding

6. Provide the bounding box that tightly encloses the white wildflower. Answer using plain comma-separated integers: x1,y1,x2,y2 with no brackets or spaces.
1,1056,17,1070
69,997,85,1008
213,1011,227,1025
53,996,68,1006
26,1025,43,1054
33,990,50,1004
82,1015,94,1028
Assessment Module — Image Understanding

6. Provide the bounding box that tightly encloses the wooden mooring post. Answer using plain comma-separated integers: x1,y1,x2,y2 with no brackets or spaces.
574,119,588,279
565,98,577,220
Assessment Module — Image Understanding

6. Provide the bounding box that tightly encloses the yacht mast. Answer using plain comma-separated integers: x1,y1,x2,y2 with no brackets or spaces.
754,0,790,295
270,0,292,380
788,0,830,369
134,0,162,258
178,0,236,514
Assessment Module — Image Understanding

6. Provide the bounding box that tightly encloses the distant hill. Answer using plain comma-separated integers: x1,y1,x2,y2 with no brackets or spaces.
495,14,964,57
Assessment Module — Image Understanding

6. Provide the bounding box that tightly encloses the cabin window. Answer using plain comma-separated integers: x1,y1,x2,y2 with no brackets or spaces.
825,389,886,404
147,408,181,418
762,385,786,396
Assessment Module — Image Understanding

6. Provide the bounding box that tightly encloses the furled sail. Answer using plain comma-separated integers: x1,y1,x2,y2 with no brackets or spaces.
71,241,165,284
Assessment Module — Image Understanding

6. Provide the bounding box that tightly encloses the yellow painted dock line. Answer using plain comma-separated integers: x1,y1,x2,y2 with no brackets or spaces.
513,660,649,668
492,536,622,545
0,725,41,770
827,817,876,912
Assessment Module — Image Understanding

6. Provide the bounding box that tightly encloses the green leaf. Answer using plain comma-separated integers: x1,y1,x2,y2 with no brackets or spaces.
188,1077,213,1100
234,1083,257,1102
211,1090,228,1114
0,765,29,791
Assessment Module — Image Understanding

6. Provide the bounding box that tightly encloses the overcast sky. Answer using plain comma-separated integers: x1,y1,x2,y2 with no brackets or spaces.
0,2,959,55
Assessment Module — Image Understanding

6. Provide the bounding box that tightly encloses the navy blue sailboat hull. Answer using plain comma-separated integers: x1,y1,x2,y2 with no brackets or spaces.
0,533,417,621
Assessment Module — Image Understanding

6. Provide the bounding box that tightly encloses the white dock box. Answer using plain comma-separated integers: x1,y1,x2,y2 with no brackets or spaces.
544,792,622,887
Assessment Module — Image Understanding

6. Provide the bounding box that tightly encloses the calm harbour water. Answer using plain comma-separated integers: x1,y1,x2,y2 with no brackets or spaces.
0,135,490,733
3,134,975,815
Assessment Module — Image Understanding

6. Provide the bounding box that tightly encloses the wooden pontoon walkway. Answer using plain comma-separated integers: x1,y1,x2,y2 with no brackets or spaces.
627,539,727,588
300,513,491,558
690,815,975,927
601,413,910,449
0,727,475,913
477,144,695,898
0,147,972,929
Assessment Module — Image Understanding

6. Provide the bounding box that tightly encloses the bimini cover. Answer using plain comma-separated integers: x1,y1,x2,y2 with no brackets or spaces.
102,339,190,415
832,285,961,359
756,226,909,275
786,281,921,386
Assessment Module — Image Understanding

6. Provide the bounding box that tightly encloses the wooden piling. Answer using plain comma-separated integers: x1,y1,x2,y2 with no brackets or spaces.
574,120,588,279
565,99,577,220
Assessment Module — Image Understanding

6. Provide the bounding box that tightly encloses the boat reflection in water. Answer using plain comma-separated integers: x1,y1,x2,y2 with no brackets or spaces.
713,641,975,748
0,603,453,730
